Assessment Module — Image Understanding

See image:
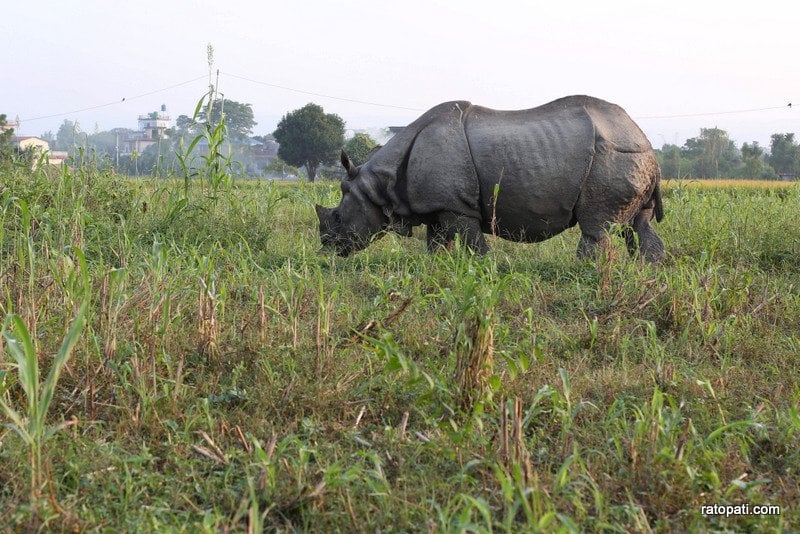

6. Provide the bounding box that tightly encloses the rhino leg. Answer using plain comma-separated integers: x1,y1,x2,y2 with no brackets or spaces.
427,212,488,254
577,231,611,259
621,226,638,256
426,222,447,251
576,150,664,262
628,205,665,262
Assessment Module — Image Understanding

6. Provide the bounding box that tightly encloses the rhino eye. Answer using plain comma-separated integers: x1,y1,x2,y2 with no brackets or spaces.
333,211,341,223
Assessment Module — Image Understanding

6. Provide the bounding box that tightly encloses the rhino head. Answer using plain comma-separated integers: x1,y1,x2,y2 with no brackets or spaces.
314,151,387,256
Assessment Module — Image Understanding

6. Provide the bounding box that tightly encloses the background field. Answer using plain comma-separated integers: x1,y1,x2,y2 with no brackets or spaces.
0,166,798,531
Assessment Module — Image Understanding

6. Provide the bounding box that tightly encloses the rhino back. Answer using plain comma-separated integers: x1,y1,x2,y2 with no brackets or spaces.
464,101,595,241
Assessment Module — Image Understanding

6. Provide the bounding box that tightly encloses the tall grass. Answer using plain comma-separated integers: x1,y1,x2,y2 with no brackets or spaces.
0,148,798,530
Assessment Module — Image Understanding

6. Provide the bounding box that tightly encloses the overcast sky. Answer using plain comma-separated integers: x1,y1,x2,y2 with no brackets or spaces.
3,0,797,148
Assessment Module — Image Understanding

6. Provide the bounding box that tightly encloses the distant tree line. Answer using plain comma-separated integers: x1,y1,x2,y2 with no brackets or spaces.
12,102,798,181
656,128,800,180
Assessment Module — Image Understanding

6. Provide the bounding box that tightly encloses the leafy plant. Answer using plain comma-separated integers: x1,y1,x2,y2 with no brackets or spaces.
1,301,87,508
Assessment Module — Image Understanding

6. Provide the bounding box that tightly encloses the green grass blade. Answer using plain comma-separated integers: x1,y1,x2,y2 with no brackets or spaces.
0,397,31,444
191,94,208,121
38,301,87,430
704,419,754,445
3,315,39,413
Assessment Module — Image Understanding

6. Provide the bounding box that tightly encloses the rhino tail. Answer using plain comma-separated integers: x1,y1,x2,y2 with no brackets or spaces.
653,181,664,222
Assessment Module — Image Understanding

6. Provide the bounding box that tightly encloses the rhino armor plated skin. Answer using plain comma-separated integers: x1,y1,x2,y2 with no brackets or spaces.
316,95,665,261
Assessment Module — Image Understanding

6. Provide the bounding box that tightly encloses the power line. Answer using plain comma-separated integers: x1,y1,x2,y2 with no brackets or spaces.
221,71,425,112
636,103,792,120
19,75,207,123
14,68,793,127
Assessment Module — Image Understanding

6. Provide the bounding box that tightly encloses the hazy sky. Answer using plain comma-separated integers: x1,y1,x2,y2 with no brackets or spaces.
3,0,798,148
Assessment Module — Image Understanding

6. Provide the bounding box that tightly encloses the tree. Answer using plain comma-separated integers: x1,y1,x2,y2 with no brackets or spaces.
56,120,82,152
273,103,345,182
175,114,195,134
40,130,55,145
656,143,689,179
768,133,800,176
683,128,740,178
200,98,257,141
0,114,14,159
344,133,378,166
740,141,770,179
263,157,301,179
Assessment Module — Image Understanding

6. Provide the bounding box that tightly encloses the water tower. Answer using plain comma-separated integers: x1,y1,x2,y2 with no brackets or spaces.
137,104,171,140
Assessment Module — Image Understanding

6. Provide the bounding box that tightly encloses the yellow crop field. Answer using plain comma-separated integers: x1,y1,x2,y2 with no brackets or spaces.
663,178,798,190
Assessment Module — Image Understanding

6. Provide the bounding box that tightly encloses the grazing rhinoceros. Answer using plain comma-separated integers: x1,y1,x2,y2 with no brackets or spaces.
315,95,664,261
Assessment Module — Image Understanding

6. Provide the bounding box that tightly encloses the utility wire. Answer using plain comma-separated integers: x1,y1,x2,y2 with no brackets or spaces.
15,68,792,125
226,71,791,119
19,75,208,123
221,71,425,112
636,103,792,120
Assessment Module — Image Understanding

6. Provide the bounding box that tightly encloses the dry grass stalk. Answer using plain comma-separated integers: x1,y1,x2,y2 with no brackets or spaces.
235,425,251,454
353,405,366,429
198,277,219,362
490,168,505,239
397,412,409,440
197,430,227,464
342,296,413,347
455,316,495,411
99,272,109,332
315,298,333,373
173,353,185,401
258,284,267,343
499,397,534,485
597,239,617,300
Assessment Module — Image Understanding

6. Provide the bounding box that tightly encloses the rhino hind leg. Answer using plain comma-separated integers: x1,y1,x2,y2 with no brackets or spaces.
576,150,664,263
628,206,665,262
577,231,612,260
427,212,488,254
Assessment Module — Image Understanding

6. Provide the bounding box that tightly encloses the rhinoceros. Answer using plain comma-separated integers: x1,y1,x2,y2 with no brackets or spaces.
315,95,664,261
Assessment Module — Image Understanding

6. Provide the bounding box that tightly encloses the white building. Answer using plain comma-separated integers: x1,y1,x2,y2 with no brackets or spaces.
122,105,171,155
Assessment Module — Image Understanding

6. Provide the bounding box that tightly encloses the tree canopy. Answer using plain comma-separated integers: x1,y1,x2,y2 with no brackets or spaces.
56,119,82,151
195,98,257,141
682,128,740,178
0,114,15,160
768,133,800,175
655,127,781,180
344,133,378,166
273,103,345,182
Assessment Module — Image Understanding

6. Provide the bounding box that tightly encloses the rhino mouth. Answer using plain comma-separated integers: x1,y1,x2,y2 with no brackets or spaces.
320,232,354,257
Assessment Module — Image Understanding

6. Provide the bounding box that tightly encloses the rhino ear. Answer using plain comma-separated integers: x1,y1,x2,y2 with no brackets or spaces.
340,150,357,179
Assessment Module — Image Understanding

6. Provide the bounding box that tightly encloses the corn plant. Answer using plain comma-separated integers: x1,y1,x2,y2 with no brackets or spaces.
0,300,87,508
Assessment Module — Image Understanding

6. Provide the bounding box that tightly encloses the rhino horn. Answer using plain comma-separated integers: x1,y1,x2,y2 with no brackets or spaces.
315,204,331,221
340,151,357,179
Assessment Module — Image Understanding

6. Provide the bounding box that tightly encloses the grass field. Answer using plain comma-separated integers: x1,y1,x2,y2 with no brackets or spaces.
0,163,798,532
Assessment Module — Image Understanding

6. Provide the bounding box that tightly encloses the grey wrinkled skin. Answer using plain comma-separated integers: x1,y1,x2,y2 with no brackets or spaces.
316,95,665,262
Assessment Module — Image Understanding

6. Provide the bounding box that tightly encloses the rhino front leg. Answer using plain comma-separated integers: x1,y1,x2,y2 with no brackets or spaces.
427,212,488,254
426,221,447,252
